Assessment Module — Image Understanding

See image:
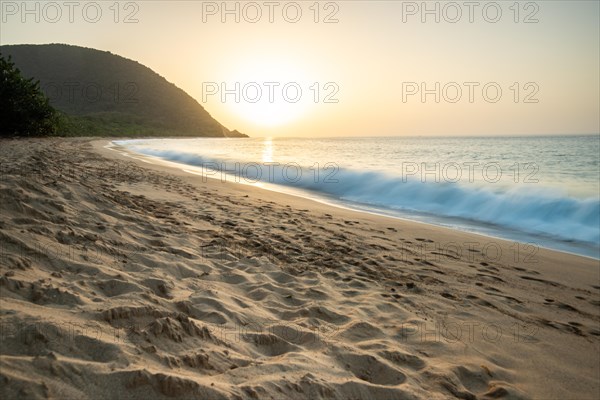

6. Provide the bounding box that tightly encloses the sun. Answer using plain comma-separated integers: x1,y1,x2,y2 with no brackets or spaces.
222,57,314,127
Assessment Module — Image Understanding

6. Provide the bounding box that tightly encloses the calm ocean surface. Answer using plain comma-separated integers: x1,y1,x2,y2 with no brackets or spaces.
115,135,600,258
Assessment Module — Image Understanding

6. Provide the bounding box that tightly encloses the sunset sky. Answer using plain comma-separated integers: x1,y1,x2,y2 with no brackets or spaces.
1,0,598,137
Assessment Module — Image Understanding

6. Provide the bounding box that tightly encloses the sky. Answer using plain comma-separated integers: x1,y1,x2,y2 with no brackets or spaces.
1,0,599,137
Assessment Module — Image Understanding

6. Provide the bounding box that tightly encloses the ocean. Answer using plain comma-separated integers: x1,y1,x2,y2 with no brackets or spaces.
113,135,600,259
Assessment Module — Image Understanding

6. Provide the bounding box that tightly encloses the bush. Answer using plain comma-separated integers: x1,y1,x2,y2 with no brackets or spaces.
0,53,61,137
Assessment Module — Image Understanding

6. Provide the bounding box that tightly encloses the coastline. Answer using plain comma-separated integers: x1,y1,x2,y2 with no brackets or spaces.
107,137,600,260
103,139,600,263
1,137,598,399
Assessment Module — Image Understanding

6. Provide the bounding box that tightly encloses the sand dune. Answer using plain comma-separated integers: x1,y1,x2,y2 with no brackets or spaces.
0,138,598,399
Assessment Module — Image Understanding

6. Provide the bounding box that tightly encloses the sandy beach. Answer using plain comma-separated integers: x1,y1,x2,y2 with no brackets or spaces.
0,137,598,399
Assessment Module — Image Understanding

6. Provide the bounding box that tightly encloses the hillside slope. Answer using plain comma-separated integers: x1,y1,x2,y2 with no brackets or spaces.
0,44,246,137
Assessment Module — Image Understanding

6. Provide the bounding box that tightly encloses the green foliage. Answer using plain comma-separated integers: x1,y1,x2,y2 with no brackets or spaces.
0,44,247,138
0,53,61,137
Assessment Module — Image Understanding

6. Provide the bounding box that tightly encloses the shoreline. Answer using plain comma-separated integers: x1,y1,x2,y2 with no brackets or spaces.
106,139,600,260
95,139,598,290
1,137,598,399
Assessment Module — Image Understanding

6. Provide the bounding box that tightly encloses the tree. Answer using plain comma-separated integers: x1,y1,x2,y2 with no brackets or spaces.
0,53,60,137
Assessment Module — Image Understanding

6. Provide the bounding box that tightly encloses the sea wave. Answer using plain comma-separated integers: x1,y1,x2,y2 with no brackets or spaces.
119,145,600,245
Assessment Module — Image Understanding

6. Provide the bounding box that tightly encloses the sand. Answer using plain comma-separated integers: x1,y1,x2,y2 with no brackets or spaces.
0,137,598,400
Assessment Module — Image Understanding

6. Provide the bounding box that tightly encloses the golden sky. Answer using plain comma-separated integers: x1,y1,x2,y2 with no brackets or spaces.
1,0,599,137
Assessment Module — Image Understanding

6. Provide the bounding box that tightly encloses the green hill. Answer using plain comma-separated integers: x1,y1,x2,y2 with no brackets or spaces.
0,44,246,137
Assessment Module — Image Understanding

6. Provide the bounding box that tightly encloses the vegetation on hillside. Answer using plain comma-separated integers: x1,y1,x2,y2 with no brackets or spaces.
0,44,246,138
